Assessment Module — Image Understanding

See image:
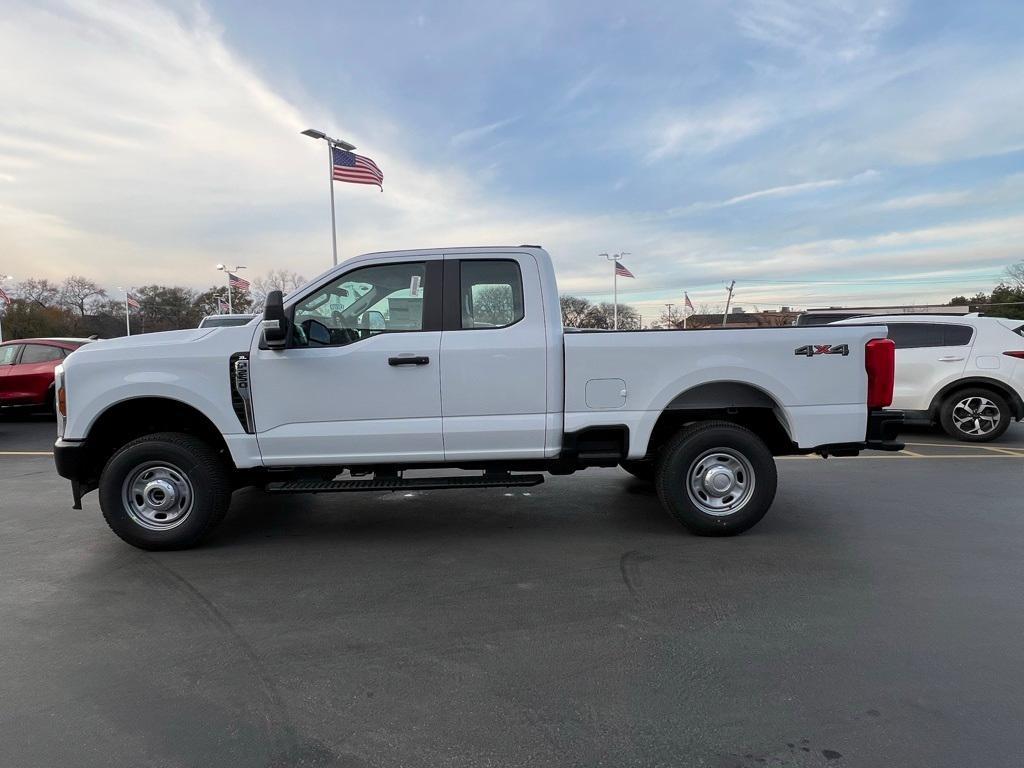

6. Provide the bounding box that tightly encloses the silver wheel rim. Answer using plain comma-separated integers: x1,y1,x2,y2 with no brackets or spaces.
121,462,194,531
686,448,756,517
952,396,1001,437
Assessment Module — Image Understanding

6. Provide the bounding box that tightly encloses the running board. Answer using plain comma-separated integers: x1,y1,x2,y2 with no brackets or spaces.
265,473,545,494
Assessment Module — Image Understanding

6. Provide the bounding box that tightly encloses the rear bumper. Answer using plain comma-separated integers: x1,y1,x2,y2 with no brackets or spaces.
865,408,904,449
805,409,904,458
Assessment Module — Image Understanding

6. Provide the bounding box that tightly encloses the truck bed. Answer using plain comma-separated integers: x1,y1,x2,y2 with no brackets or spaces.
563,325,888,458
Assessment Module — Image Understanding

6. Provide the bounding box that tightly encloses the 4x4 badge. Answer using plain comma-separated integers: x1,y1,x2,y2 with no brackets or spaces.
794,344,850,357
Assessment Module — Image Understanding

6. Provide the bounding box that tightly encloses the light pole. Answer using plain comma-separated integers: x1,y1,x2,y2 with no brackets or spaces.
0,274,13,342
216,264,246,314
302,128,356,267
117,286,132,336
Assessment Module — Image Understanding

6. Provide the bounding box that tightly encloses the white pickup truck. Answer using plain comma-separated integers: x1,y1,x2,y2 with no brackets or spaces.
54,246,902,549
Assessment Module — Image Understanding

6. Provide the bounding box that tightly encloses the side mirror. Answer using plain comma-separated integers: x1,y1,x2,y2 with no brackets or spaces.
262,290,289,350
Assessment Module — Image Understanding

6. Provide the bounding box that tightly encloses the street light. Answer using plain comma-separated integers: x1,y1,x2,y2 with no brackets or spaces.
216,264,246,314
0,274,13,342
302,127,356,266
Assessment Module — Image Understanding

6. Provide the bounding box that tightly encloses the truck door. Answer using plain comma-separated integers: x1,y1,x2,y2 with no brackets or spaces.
249,258,445,465
440,254,549,460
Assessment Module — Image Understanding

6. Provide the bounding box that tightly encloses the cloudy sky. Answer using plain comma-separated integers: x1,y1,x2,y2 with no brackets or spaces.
1,0,1023,318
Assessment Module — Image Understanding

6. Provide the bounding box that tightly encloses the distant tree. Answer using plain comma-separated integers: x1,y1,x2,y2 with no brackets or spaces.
1,299,73,339
133,285,201,332
16,278,60,308
59,276,106,316
583,302,641,330
249,269,306,307
193,285,231,318
559,295,592,327
1005,261,1024,290
471,285,515,325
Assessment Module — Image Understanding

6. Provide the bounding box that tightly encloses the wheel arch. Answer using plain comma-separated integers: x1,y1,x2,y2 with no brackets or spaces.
78,397,236,486
929,377,1024,420
643,381,796,458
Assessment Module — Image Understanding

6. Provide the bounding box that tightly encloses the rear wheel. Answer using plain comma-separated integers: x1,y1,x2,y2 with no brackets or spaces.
939,388,1010,442
655,421,777,536
98,432,231,550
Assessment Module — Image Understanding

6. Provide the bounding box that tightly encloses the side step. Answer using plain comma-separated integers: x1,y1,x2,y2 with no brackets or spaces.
265,473,545,494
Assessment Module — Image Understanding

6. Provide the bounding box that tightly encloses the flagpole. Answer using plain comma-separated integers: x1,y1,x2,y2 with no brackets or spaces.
613,263,618,330
327,141,338,267
125,294,131,336
683,292,687,330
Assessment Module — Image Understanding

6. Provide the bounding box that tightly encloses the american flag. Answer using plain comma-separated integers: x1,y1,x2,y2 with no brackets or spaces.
684,292,694,312
332,146,383,189
0,287,10,307
126,293,140,310
229,273,250,292
217,297,229,313
615,262,635,278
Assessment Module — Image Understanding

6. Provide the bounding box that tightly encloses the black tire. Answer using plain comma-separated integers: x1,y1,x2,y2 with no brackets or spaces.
654,421,777,536
939,388,1011,442
98,432,232,550
620,459,655,482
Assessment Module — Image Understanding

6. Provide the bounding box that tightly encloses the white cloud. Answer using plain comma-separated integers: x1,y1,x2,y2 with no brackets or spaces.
875,191,972,210
733,0,902,61
647,100,777,161
672,169,879,213
450,117,519,147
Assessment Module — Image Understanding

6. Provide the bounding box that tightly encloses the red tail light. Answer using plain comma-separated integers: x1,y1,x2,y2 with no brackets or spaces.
1004,351,1024,359
865,338,895,409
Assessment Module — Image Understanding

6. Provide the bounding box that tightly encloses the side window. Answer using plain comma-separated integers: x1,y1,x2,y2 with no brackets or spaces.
292,262,427,347
0,345,21,365
886,323,944,350
943,324,974,346
459,260,524,329
20,344,63,363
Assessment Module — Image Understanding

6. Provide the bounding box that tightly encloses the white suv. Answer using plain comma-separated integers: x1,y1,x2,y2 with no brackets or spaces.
831,315,1024,441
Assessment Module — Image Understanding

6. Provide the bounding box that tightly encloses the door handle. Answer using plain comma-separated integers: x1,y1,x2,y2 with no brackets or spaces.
937,356,964,362
388,355,430,366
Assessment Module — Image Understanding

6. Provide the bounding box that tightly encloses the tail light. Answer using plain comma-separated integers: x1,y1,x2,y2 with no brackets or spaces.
57,385,67,417
865,338,895,409
1004,351,1024,360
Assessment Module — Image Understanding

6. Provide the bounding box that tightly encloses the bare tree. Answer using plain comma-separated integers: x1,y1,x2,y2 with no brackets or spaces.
59,276,106,316
16,278,60,307
584,302,641,330
249,269,307,307
1006,261,1024,290
559,295,592,327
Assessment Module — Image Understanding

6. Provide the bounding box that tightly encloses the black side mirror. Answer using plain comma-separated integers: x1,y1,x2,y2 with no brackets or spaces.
262,290,289,350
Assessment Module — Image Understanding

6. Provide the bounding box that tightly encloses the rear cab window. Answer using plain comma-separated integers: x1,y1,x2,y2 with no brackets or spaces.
459,260,525,329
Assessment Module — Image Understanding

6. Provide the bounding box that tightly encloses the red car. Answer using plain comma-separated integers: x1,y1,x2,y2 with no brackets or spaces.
0,338,92,414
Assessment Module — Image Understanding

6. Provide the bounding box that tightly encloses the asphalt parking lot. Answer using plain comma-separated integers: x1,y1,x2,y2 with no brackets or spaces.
2,416,1023,768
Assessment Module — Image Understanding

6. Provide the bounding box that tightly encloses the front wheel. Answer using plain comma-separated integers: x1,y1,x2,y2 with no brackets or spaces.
939,389,1011,442
655,421,777,536
98,432,232,550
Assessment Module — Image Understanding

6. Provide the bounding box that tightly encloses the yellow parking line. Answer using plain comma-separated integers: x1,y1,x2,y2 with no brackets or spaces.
979,445,1024,456
779,453,1023,460
899,448,924,457
0,451,53,456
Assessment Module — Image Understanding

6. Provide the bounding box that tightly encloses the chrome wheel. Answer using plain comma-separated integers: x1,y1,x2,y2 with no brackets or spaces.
951,396,1001,437
686,448,756,516
121,462,194,531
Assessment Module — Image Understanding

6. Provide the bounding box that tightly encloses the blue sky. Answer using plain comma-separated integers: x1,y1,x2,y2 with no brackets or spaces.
1,0,1023,318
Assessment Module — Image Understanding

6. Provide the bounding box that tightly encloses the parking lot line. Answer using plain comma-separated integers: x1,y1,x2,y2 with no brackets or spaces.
779,453,1023,461
0,451,53,456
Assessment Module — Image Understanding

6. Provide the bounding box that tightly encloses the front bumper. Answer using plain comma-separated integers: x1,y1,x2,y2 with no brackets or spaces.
54,439,93,509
